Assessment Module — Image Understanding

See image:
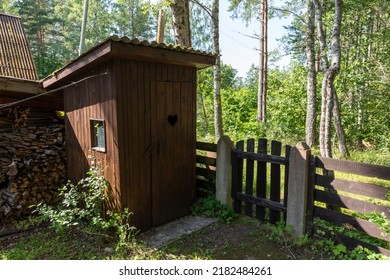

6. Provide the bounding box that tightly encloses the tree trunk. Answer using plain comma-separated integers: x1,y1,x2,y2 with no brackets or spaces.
262,0,268,123
305,0,316,147
317,0,345,158
313,0,328,71
257,0,268,123
314,0,329,156
170,0,191,47
333,92,349,159
79,0,89,55
156,10,166,43
212,0,223,139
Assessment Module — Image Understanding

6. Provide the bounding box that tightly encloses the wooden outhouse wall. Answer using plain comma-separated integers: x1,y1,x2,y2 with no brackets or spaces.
114,59,197,230
63,64,122,209
64,59,197,230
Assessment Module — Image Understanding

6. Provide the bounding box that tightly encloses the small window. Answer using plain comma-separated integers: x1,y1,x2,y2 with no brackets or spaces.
90,119,106,152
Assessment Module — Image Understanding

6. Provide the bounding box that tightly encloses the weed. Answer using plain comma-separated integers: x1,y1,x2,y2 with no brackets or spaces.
191,196,237,224
268,219,390,260
33,166,136,252
13,215,45,231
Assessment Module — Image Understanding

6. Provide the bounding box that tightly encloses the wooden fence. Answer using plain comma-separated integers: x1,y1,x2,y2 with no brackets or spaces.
201,137,390,256
196,141,217,196
231,139,291,224
310,156,390,255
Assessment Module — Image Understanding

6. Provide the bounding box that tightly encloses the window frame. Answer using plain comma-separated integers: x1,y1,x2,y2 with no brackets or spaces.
90,118,106,153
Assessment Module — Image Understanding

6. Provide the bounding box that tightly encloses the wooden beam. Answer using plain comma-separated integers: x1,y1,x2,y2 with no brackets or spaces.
0,76,42,94
0,93,63,110
110,41,215,69
316,156,390,180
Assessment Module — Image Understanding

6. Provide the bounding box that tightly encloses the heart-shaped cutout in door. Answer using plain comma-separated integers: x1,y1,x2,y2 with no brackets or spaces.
167,115,178,127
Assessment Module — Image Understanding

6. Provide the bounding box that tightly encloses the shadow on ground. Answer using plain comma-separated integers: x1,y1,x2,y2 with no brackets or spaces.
159,215,297,260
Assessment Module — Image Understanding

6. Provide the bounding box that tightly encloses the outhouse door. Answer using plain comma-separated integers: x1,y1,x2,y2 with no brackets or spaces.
150,81,196,226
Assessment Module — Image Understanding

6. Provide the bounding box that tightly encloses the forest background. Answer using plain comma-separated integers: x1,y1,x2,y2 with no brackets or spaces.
1,0,389,157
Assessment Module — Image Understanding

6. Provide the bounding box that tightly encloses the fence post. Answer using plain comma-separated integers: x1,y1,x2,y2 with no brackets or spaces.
286,142,311,237
216,135,234,207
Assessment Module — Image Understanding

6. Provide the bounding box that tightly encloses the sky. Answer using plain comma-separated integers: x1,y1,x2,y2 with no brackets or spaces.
151,0,292,77
218,1,292,77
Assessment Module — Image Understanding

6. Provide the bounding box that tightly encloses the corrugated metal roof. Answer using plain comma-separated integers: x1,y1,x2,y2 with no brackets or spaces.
0,13,38,80
43,35,215,89
109,35,215,57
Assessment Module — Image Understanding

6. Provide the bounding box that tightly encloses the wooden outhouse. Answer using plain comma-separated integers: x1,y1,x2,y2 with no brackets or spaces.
43,36,215,230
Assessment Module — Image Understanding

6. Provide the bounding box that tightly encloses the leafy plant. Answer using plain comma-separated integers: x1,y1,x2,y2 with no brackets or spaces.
365,212,390,237
267,219,390,260
191,196,237,224
312,218,390,260
34,166,136,251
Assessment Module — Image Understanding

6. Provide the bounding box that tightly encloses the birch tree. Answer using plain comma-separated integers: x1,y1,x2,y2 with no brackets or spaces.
315,0,348,158
212,0,223,139
170,0,191,46
305,0,316,147
257,0,267,123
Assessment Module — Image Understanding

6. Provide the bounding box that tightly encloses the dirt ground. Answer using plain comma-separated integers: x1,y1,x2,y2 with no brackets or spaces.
161,216,315,260
0,215,318,260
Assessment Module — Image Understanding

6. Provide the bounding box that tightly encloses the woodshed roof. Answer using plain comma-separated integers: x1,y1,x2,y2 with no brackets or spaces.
43,35,215,89
0,13,37,80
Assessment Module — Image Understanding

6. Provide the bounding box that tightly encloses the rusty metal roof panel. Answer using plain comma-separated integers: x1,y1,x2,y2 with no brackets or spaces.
0,13,38,80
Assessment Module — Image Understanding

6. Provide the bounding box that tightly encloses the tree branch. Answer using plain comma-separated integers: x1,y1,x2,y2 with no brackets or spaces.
190,0,212,18
272,7,305,23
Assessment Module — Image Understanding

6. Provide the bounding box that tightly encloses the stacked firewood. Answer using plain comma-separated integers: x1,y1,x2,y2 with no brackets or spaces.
0,108,66,222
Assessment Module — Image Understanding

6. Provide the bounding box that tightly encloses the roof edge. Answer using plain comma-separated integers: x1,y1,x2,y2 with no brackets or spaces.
0,12,22,19
43,36,216,89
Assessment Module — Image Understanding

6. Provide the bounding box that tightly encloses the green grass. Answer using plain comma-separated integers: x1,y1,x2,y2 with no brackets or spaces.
0,226,184,260
349,150,390,167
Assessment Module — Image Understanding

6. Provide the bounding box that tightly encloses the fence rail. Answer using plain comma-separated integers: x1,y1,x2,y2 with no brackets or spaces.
196,141,217,196
311,156,390,255
198,137,390,256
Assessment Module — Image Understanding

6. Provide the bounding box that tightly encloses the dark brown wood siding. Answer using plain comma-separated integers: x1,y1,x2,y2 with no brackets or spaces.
64,59,197,231
64,65,121,210
114,60,197,230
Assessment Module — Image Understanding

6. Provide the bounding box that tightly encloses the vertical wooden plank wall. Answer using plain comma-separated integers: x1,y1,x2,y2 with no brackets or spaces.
64,65,121,210
115,60,197,229
63,58,197,230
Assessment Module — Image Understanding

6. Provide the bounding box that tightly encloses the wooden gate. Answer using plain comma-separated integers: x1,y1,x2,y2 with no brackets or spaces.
231,138,291,224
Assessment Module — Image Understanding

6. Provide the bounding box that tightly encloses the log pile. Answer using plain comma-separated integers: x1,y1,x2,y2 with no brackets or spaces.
0,107,66,222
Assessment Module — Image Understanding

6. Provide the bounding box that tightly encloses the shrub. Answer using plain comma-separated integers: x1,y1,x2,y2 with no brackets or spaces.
34,166,135,251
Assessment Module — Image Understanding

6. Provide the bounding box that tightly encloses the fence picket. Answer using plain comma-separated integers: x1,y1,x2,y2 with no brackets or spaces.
270,141,282,224
256,138,268,221
245,139,255,216
233,140,244,213
283,145,291,222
